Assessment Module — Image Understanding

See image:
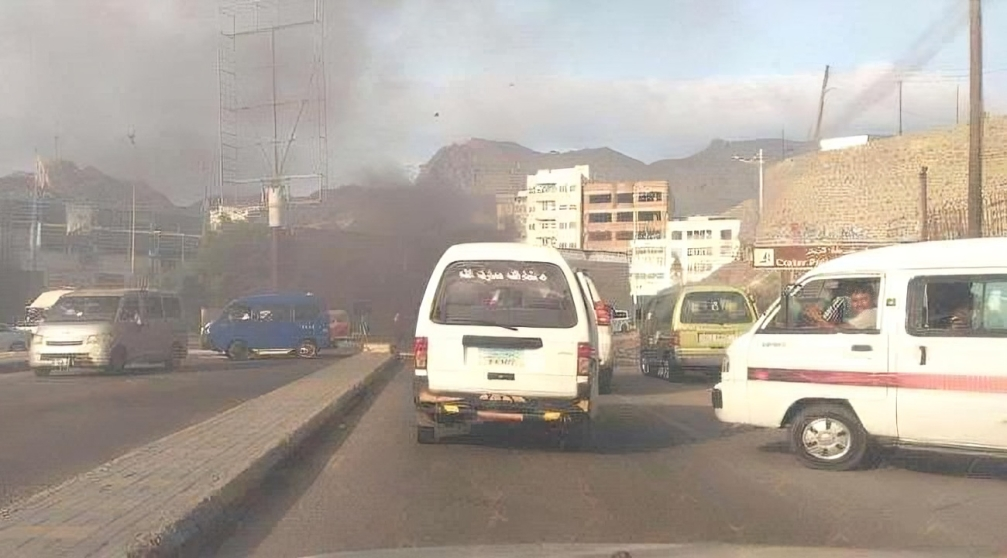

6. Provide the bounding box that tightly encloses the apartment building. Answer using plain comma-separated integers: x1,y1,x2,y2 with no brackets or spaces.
666,216,741,284
582,180,670,252
518,165,590,249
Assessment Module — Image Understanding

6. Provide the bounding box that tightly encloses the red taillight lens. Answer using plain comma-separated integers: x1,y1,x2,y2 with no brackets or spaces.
577,342,594,376
668,330,680,347
594,301,611,326
413,337,428,370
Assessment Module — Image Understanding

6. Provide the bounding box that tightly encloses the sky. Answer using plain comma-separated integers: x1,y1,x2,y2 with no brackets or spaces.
0,0,1004,204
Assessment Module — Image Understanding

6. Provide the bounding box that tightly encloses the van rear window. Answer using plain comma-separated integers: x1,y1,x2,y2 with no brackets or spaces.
680,291,753,325
432,260,577,329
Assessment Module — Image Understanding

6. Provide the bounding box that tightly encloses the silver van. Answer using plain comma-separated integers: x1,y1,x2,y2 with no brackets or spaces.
29,289,188,376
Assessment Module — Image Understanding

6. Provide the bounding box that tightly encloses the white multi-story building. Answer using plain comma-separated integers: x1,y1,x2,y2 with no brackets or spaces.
667,216,741,284
517,165,589,249
628,237,672,300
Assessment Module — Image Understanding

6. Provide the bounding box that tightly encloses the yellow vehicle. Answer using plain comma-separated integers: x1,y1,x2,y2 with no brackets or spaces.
638,285,758,381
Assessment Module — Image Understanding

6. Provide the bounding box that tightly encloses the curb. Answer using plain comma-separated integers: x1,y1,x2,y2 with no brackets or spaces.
128,355,403,558
0,353,404,558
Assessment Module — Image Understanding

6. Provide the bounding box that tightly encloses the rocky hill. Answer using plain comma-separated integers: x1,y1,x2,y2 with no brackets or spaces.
0,160,179,211
416,137,817,217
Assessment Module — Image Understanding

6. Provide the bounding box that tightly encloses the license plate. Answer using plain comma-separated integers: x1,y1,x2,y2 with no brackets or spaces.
699,333,733,344
480,348,524,369
51,358,70,368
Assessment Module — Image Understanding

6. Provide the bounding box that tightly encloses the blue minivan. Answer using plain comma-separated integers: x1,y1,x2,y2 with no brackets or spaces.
203,292,330,360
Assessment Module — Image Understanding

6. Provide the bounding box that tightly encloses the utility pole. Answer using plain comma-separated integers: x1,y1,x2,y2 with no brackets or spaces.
813,65,831,142
897,80,903,135
967,0,984,238
127,129,137,280
919,166,929,241
956,84,961,125
268,27,284,291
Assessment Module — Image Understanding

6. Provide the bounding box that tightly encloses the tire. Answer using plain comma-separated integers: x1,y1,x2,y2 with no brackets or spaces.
33,368,51,377
164,343,184,370
227,340,250,361
599,367,613,394
641,356,655,377
559,417,593,452
416,426,436,444
664,357,684,383
104,346,127,375
296,339,318,359
9,341,26,352
790,403,871,471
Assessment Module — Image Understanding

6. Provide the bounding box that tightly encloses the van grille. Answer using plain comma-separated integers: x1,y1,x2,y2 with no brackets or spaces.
46,340,83,347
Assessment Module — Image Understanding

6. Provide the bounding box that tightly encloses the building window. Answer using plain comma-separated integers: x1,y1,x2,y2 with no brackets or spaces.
720,229,733,240
528,223,535,230
558,204,568,210
615,231,634,241
638,191,663,202
587,231,612,241
616,212,634,222
720,244,736,257
637,211,662,222
569,204,578,211
569,221,578,228
637,228,663,240
616,193,634,204
588,194,612,204
687,247,713,257
559,222,567,229
671,231,682,240
588,212,613,223
538,200,556,211
687,229,712,240
559,185,568,192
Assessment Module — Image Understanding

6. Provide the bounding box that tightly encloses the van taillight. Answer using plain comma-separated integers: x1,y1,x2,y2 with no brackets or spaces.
594,301,611,326
577,342,594,376
413,337,428,370
668,330,680,347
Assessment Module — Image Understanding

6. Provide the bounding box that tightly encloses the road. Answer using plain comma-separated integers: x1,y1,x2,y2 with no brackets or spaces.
213,362,1007,557
0,352,337,507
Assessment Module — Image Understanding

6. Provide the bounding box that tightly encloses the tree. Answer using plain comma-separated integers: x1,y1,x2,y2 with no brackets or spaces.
193,221,271,306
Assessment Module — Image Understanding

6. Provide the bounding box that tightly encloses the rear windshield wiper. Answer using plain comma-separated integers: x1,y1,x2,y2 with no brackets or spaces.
444,318,518,331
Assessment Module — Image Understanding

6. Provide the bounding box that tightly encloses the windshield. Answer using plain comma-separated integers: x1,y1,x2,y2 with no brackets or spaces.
431,260,577,329
45,296,121,323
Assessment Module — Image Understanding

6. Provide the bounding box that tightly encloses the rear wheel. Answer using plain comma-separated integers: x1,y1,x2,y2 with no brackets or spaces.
104,346,127,375
599,367,613,394
297,339,318,358
33,367,51,377
558,417,593,452
9,341,26,352
416,426,437,444
226,340,250,361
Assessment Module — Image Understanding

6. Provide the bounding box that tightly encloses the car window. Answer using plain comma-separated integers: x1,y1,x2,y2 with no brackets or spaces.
762,276,881,334
650,293,676,327
255,304,292,322
143,295,164,319
47,296,122,323
908,275,1007,336
295,304,321,321
680,291,753,325
225,303,252,321
163,297,182,319
431,260,577,329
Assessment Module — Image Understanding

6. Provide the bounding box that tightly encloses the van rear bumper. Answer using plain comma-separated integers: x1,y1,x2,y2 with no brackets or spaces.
414,377,590,425
640,348,724,372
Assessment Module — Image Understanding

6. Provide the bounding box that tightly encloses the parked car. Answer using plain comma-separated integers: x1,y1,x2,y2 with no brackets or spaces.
612,309,632,333
639,284,758,381
576,272,616,393
203,292,330,360
413,242,600,450
29,289,188,376
0,324,30,352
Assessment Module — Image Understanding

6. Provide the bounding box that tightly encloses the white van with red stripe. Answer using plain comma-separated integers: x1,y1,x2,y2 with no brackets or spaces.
413,242,600,450
713,238,1007,470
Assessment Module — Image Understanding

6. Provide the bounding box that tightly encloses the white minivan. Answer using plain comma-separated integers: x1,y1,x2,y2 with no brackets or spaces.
713,238,1007,471
413,242,600,449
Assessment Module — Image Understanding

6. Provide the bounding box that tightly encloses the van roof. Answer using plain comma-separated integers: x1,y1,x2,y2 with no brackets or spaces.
234,292,321,304
814,237,1007,274
61,288,178,297
440,242,566,263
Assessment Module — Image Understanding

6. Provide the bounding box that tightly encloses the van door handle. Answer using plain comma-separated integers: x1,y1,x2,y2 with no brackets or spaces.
919,345,927,366
851,344,872,352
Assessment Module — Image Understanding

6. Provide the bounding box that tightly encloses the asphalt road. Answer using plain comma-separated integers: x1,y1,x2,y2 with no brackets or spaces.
0,352,337,507
212,363,1007,557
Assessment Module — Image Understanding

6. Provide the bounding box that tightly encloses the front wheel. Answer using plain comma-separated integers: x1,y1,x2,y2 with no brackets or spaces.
9,341,27,352
33,367,52,377
416,426,437,444
790,404,871,471
226,340,250,361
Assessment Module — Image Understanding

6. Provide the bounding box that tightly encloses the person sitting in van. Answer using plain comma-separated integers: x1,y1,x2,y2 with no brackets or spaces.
804,283,877,330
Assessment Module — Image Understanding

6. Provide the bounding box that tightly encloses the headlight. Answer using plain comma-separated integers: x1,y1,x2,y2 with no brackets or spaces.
32,334,44,345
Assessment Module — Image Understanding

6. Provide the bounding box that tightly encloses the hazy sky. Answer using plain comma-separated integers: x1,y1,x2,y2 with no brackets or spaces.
0,0,1004,203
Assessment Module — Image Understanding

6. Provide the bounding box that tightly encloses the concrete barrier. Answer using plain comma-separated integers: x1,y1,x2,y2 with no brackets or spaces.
0,351,28,373
0,352,401,557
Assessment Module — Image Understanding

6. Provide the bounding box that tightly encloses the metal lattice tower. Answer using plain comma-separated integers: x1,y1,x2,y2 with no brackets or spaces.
217,0,328,208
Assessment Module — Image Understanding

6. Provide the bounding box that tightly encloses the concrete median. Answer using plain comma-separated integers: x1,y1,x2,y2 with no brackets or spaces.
0,351,28,373
0,351,402,557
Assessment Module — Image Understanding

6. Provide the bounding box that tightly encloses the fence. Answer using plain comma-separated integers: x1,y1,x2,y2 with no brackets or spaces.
925,190,1007,240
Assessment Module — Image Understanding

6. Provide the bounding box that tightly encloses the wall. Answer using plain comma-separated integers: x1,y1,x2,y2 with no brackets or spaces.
757,116,1007,243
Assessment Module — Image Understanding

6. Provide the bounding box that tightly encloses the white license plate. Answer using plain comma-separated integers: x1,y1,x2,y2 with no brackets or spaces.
699,334,733,344
480,348,524,369
51,358,70,368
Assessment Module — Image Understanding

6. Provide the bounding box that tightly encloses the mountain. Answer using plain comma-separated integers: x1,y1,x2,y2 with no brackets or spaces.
416,138,817,217
0,160,179,211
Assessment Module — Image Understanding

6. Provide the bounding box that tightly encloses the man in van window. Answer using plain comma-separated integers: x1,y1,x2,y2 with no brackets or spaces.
843,284,878,329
